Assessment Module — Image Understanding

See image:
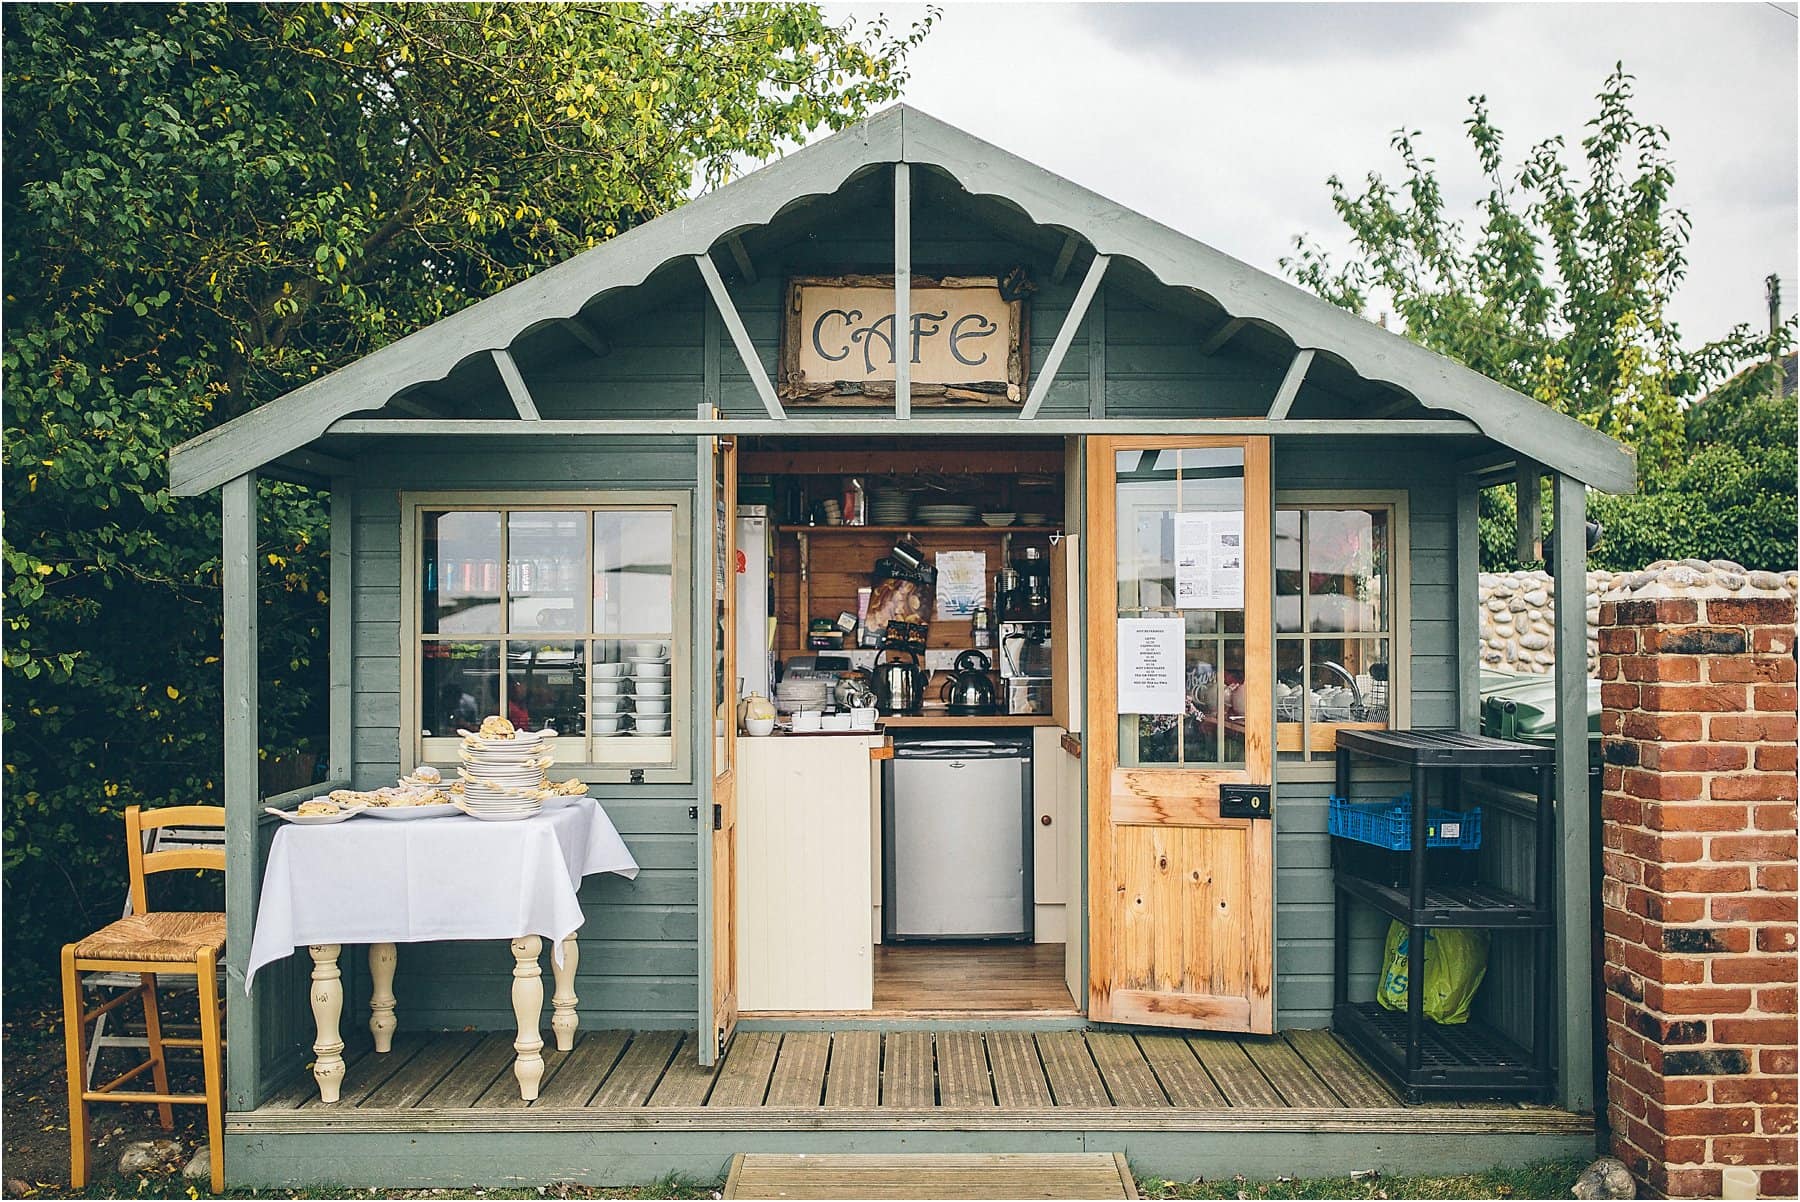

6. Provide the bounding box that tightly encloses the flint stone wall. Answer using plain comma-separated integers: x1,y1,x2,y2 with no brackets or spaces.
1480,563,1800,678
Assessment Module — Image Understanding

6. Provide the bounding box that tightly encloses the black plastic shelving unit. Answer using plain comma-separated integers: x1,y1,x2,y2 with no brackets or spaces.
1331,728,1556,1101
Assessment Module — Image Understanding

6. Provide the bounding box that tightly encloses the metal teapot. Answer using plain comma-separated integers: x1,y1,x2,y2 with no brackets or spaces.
940,649,998,715
833,668,878,711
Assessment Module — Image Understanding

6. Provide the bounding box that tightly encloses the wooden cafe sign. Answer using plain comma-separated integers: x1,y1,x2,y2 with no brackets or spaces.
779,274,1027,406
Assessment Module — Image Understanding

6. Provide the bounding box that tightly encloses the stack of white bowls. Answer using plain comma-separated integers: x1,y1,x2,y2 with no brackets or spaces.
457,728,554,820
626,642,672,737
775,676,830,715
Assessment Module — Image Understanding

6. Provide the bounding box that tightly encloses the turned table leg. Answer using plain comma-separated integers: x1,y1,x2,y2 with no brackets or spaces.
550,934,579,1052
509,935,546,1100
368,942,397,1053
308,944,346,1103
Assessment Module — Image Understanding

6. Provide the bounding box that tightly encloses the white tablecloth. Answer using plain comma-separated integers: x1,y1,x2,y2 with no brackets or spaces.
246,797,638,991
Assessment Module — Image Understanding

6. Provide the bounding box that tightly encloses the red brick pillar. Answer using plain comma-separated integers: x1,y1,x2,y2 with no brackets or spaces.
1598,576,1798,1198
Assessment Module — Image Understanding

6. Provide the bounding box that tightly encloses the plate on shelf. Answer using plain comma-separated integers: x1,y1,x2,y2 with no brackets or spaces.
264,805,365,825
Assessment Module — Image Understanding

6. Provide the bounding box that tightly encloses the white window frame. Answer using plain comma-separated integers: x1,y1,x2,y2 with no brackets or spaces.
399,489,693,784
1274,490,1411,774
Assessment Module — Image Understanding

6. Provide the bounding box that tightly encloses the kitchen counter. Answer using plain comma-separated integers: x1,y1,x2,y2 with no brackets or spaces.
880,713,1057,726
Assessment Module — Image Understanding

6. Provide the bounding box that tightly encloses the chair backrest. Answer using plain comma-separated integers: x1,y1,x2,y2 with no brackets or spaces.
125,805,226,916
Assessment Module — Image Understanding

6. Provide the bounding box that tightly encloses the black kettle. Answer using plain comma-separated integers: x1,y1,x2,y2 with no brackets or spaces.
941,649,998,715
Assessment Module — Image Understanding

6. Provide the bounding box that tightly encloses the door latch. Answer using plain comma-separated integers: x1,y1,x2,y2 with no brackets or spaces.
1219,784,1272,820
713,803,724,831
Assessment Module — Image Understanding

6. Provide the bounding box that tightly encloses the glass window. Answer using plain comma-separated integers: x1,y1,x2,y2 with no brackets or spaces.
1115,447,1247,769
414,500,683,773
1276,505,1397,760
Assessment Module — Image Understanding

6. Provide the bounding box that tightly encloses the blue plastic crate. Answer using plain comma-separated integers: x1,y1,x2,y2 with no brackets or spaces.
1328,794,1483,850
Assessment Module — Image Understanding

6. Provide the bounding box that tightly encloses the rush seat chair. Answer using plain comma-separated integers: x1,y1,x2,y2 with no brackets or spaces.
61,804,226,1191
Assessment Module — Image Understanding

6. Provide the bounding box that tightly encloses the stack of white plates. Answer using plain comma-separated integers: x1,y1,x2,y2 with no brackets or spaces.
457,729,553,820
869,488,912,524
980,512,1017,527
774,676,831,714
915,503,979,526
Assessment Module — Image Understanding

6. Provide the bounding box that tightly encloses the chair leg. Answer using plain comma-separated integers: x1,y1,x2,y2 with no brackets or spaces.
139,973,175,1129
61,947,90,1190
196,948,225,1193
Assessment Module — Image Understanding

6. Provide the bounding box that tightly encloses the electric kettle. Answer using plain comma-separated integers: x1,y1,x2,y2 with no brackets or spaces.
874,648,925,715
941,649,998,716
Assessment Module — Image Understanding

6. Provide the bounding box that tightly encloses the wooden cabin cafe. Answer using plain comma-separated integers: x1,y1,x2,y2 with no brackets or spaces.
160,106,1630,1189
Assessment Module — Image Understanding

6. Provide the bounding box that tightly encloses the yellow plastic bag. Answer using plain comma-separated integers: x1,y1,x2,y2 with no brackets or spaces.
1377,921,1489,1025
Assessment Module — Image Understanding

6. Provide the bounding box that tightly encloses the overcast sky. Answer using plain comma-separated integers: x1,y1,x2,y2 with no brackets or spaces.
824,1,1798,347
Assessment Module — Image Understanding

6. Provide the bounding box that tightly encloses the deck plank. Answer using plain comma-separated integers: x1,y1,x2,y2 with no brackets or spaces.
1134,1034,1226,1108
1187,1036,1284,1108
880,1032,935,1108
294,1034,426,1110
419,1034,518,1107
934,1032,996,1109
764,1032,831,1108
822,1030,881,1109
590,1030,681,1109
723,1153,1133,1200
1036,1031,1108,1108
1085,1032,1168,1107
358,1032,480,1109
1240,1036,1340,1108
985,1031,1053,1109
531,1030,628,1108
1282,1029,1402,1109
708,1030,781,1108
475,1039,574,1109
647,1034,722,1108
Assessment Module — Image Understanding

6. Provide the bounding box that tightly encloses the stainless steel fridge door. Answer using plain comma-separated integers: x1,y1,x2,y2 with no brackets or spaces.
887,749,1030,939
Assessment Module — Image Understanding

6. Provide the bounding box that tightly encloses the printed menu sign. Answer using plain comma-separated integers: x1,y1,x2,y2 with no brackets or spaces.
1117,617,1184,715
934,550,987,619
1174,511,1245,609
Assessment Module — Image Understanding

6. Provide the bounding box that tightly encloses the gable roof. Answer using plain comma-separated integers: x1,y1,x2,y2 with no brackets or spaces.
168,104,1635,495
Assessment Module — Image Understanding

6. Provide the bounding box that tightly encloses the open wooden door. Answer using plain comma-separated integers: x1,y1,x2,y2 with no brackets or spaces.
701,428,739,1063
1086,436,1274,1033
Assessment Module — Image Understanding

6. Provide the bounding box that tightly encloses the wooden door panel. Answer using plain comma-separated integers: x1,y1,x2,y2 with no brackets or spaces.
1088,435,1275,1035
704,428,739,1063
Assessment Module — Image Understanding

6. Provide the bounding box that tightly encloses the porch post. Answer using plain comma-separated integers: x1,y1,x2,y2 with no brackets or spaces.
1552,472,1594,1111
1455,474,1481,733
221,472,263,1109
328,476,354,781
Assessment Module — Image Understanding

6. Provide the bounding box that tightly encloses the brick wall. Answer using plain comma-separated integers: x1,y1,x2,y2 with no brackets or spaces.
1598,580,1799,1198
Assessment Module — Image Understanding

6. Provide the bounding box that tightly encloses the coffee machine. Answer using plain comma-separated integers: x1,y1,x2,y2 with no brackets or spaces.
995,548,1054,714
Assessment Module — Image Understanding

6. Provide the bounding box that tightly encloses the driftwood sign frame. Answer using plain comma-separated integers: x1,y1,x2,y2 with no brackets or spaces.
779,273,1029,407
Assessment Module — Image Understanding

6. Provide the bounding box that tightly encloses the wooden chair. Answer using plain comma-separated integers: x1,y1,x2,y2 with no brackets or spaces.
62,804,226,1192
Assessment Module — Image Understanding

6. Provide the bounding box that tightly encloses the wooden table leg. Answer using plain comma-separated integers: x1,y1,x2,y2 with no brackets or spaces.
550,934,579,1052
308,944,345,1103
510,935,545,1100
368,942,397,1053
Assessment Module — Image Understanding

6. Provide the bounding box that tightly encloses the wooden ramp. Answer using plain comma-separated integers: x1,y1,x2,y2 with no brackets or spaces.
723,1152,1138,1200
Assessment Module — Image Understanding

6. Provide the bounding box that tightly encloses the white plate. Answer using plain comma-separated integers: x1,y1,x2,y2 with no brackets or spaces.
455,806,541,822
265,805,364,825
357,803,461,821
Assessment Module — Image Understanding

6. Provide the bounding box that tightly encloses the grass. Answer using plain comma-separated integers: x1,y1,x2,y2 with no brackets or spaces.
1136,1157,1587,1200
41,1176,719,1200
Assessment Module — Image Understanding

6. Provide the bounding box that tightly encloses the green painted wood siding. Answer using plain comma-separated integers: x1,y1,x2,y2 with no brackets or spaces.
344,437,702,1031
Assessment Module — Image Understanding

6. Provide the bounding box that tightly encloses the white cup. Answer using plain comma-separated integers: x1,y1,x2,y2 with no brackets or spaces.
592,715,626,734
634,681,669,697
627,641,668,659
592,698,628,715
635,716,670,734
591,662,628,679
630,660,670,679
792,710,823,732
634,699,669,715
745,716,775,737
592,680,627,697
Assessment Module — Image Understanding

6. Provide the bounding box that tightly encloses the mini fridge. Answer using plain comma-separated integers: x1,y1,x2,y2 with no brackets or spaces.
882,733,1033,942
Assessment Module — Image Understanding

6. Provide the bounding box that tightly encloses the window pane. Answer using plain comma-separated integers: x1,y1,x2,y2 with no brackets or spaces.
1306,508,1388,633
421,641,500,737
423,512,501,634
1222,638,1247,764
1309,637,1391,724
595,511,674,635
505,640,586,736
1275,508,1303,633
508,511,585,634
1276,637,1308,760
1182,640,1221,764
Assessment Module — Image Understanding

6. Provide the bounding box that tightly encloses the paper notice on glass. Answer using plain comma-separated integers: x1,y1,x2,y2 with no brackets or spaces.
1174,511,1245,609
1117,618,1185,715
934,550,987,619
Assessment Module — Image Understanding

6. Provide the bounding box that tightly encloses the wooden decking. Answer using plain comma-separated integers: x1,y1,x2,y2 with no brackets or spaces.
723,1152,1138,1200
870,944,1075,1014
239,1025,1587,1133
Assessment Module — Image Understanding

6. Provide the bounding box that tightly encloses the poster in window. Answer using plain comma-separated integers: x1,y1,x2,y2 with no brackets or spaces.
1117,617,1184,715
1174,511,1245,609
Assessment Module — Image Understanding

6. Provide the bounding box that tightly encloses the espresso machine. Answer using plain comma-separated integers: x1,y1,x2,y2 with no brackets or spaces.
996,547,1054,714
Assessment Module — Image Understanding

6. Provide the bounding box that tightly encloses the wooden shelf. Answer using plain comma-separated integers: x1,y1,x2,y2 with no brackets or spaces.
880,713,1057,727
776,525,1059,536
